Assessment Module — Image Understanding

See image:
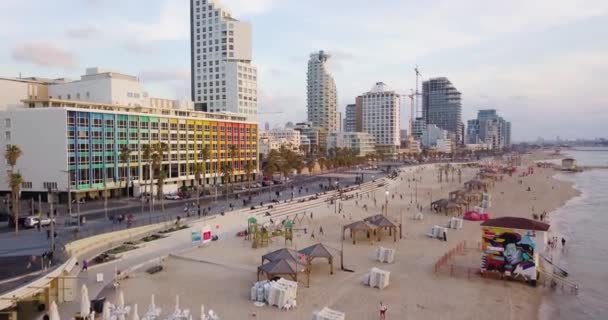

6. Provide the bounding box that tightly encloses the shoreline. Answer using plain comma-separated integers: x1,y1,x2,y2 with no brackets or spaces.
94,151,579,319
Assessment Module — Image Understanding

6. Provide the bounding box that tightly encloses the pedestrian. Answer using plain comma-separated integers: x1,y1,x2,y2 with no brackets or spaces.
311,231,315,239
561,237,566,247
379,302,388,320
198,207,201,218
46,229,51,239
319,226,324,235
82,259,88,271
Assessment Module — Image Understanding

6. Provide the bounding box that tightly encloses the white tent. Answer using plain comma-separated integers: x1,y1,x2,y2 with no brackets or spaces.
131,303,140,320
81,285,91,318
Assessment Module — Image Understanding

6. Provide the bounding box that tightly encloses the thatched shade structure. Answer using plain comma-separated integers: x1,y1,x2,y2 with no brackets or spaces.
299,243,334,287
257,259,301,281
449,190,466,201
342,220,377,244
431,198,449,213
364,214,398,242
446,201,463,216
261,248,303,264
464,179,488,191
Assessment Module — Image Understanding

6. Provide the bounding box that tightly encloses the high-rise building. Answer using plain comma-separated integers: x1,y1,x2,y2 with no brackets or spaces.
190,0,257,119
422,77,462,144
466,109,511,150
344,97,363,132
326,132,376,157
306,50,337,132
361,82,400,155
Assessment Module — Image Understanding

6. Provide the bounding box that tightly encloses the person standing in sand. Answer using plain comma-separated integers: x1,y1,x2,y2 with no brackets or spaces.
379,302,387,319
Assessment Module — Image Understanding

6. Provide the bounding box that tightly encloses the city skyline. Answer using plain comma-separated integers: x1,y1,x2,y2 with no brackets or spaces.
1,0,607,141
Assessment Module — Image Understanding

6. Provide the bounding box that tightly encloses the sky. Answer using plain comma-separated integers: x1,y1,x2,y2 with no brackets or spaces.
1,0,607,142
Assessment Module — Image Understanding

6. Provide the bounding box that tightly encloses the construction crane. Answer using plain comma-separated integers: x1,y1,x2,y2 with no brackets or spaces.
258,111,284,115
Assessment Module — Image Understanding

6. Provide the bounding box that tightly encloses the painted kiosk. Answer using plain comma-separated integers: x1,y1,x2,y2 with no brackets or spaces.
480,217,549,285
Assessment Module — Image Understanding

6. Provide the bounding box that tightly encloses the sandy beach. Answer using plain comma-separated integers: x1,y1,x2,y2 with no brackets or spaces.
108,151,578,320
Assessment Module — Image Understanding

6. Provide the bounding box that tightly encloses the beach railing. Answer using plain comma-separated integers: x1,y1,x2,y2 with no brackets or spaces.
538,269,579,294
433,240,467,273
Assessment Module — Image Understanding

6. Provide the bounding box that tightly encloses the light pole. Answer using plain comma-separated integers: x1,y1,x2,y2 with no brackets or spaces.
47,187,56,252
384,190,389,216
60,170,74,225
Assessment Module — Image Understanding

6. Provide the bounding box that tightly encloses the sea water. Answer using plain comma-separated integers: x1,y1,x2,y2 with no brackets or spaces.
539,149,608,319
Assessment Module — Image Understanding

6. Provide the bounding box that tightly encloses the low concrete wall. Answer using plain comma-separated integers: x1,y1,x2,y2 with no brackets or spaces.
65,221,172,260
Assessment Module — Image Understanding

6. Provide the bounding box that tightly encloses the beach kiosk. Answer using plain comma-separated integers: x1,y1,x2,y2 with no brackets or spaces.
561,158,577,171
480,217,549,285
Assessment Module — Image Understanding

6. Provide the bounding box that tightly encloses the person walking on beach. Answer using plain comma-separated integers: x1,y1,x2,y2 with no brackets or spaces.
379,302,387,319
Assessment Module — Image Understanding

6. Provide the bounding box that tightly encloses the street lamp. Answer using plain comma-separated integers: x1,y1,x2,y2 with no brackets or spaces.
384,190,389,216
60,170,78,227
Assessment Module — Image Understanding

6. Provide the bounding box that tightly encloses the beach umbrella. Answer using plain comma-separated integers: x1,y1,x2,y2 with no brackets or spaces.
49,301,60,320
102,302,112,320
81,285,91,318
117,290,125,308
131,303,139,320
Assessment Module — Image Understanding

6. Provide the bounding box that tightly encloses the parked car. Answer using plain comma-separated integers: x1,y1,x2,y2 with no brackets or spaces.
37,217,55,227
165,194,181,200
23,216,39,228
177,191,191,199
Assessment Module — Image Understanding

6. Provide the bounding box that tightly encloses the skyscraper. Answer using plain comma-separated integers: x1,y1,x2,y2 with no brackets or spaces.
422,77,462,144
307,50,337,132
466,109,511,149
361,82,401,155
344,97,363,132
190,0,257,119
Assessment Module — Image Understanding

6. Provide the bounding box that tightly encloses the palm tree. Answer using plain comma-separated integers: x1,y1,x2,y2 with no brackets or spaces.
119,145,131,197
5,145,22,235
198,145,211,201
220,162,233,196
228,144,239,185
142,144,152,209
151,143,168,210
317,157,326,172
244,161,254,196
8,172,23,235
306,159,316,175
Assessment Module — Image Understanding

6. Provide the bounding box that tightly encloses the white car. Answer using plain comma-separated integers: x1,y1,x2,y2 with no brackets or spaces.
165,194,181,200
23,216,39,228
37,217,55,226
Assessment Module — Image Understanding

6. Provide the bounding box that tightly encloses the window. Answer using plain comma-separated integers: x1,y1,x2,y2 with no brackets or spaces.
4,131,10,141
4,119,10,128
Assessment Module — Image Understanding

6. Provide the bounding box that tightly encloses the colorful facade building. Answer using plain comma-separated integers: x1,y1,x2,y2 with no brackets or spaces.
0,99,257,198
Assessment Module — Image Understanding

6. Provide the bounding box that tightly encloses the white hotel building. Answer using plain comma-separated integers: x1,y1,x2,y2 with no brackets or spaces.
0,68,257,200
361,82,401,156
190,0,258,119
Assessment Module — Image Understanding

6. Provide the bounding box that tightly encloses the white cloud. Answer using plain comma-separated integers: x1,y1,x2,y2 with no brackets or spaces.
219,0,278,16
11,42,77,68
123,0,189,42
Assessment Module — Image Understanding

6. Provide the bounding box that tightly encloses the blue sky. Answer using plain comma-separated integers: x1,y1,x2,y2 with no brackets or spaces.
1,0,607,141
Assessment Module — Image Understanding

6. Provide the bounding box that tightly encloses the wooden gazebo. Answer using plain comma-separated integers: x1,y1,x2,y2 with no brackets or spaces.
342,220,377,244
464,179,488,191
446,201,463,216
299,243,334,287
261,248,302,264
431,198,449,213
364,214,398,242
257,259,301,281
